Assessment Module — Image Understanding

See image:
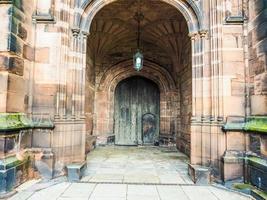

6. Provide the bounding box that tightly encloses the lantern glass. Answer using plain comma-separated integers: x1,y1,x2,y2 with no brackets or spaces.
133,50,143,71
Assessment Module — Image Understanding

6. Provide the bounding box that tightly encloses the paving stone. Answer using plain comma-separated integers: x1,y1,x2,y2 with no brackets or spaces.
85,146,192,185
9,191,35,200
61,183,95,198
124,174,160,184
181,186,220,200
158,174,186,184
27,182,70,200
90,184,127,198
10,147,253,200
208,186,252,200
157,185,189,200
127,185,158,196
89,197,125,200
89,174,124,183
58,198,88,200
81,175,93,182
127,195,160,200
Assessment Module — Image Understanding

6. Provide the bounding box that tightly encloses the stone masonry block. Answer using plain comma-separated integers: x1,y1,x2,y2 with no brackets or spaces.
0,55,24,75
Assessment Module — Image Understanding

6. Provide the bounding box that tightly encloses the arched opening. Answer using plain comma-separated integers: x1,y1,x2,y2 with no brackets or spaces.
114,76,160,145
83,0,194,156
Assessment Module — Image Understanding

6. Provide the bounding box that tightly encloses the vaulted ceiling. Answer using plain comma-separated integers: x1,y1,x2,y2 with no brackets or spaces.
87,0,190,74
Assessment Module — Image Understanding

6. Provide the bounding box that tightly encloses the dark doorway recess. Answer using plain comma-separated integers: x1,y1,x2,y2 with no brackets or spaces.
114,76,160,145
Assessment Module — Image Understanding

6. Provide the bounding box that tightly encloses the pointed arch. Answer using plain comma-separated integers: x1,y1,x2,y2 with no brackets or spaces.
73,0,204,34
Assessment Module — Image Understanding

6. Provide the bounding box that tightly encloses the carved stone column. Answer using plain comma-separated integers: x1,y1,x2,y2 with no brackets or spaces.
189,32,198,122
71,28,80,118
80,32,88,118
190,31,206,122
190,32,202,165
70,28,88,119
199,30,210,121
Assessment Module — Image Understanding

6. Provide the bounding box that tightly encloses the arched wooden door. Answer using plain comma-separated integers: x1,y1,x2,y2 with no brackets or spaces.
114,76,160,145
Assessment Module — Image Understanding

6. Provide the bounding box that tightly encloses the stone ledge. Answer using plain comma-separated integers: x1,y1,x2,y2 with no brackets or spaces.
251,189,267,200
0,113,55,132
244,116,267,133
225,16,244,24
188,164,211,185
66,162,87,182
222,151,244,164
32,14,55,24
222,116,267,134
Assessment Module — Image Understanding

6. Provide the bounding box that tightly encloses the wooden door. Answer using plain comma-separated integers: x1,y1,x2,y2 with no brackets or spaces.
142,113,157,144
114,76,160,145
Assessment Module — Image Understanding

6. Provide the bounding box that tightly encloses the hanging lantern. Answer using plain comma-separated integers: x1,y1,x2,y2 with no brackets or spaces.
133,1,144,71
133,50,143,71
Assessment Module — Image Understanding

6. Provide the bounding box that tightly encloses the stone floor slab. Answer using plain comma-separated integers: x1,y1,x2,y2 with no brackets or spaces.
61,183,95,198
182,186,220,200
208,186,252,200
9,147,253,200
84,146,193,185
90,184,127,198
157,185,189,200
10,181,253,200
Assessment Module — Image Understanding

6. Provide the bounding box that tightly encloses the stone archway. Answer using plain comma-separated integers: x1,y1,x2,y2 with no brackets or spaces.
74,0,204,34
70,0,207,124
68,0,208,163
94,60,179,144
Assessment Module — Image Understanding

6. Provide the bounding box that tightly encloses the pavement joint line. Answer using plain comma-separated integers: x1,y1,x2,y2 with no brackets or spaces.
126,184,129,200
87,183,97,200
56,182,72,200
207,186,221,200
77,181,196,186
155,184,163,200
180,184,191,200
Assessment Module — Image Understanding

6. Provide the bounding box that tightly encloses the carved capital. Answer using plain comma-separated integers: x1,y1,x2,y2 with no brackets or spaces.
188,32,198,40
199,30,208,38
71,28,80,37
82,31,89,38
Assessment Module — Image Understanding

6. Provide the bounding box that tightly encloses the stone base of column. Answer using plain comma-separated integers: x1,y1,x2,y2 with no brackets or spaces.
221,150,244,182
188,164,211,185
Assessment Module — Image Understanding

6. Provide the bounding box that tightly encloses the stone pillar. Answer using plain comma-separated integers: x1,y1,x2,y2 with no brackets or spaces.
70,29,87,118
199,30,209,120
80,32,88,118
190,32,198,122
190,31,206,165
71,28,80,118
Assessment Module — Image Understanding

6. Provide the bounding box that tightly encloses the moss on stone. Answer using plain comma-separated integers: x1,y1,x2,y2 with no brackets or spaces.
248,156,267,167
0,113,54,132
222,116,267,134
0,113,33,132
252,189,267,199
244,116,267,133
233,183,254,190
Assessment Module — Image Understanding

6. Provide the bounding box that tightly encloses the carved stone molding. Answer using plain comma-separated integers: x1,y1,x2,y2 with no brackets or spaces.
0,0,13,4
32,0,55,23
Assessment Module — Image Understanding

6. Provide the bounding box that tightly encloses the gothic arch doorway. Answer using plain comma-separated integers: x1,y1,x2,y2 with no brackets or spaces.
114,76,160,145
75,0,207,160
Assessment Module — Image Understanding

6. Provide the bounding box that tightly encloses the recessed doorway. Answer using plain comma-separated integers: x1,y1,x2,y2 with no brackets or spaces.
114,76,160,145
